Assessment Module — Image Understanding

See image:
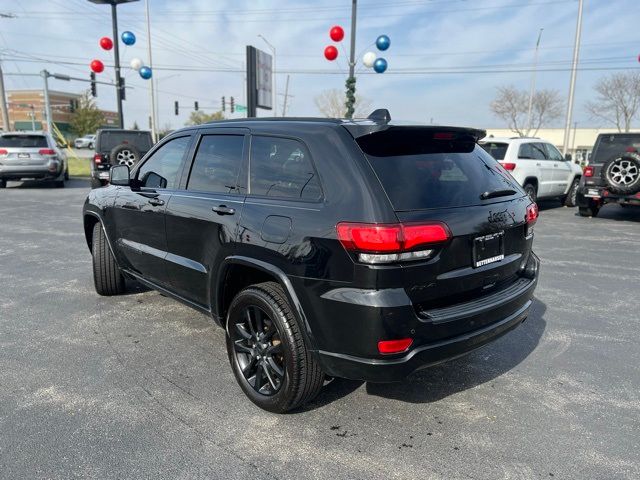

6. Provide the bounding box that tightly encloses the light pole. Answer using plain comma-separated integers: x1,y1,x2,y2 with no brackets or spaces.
258,34,277,116
562,0,584,156
88,0,139,128
526,28,543,135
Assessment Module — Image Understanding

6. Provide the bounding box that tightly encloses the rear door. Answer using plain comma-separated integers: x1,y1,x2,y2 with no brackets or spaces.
518,142,554,197
164,128,248,307
355,127,533,308
112,134,193,286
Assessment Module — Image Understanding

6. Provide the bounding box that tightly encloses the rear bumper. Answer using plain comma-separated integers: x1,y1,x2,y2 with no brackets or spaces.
577,186,640,206
0,164,62,180
309,253,539,382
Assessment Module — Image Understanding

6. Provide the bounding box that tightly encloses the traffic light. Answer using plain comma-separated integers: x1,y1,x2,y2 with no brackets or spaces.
174,101,179,116
221,96,225,112
194,101,199,111
120,77,126,101
230,96,235,113
90,72,97,97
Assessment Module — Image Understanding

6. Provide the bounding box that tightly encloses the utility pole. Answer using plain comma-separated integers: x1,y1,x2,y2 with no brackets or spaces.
145,0,157,140
562,0,583,156
0,61,9,130
526,28,543,135
281,74,290,117
41,70,53,134
111,3,124,128
344,0,358,118
29,105,36,131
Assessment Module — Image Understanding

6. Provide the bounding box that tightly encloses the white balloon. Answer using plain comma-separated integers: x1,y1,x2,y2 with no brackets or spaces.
362,51,376,68
130,58,143,71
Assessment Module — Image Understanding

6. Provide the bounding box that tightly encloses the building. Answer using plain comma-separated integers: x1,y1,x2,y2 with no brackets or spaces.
0,89,118,138
484,127,640,164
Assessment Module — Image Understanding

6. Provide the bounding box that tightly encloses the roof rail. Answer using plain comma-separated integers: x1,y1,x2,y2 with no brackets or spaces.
367,109,391,124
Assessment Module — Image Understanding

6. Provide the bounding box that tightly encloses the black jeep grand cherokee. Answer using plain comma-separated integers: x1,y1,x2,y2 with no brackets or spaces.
83,111,539,412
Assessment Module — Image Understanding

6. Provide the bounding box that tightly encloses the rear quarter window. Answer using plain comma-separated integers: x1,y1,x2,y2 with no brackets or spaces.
356,129,522,210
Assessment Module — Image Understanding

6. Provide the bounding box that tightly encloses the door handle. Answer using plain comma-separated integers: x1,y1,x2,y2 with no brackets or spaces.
554,164,559,167
536,163,542,166
147,198,165,206
212,205,235,215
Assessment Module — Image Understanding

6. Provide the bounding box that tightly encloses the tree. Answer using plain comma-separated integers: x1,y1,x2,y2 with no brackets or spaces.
490,85,563,137
185,110,224,126
314,89,372,118
585,72,640,132
131,121,140,130
69,91,105,137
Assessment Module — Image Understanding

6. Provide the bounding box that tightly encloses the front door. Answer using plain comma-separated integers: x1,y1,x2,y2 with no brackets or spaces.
545,143,572,195
112,135,193,286
165,130,248,307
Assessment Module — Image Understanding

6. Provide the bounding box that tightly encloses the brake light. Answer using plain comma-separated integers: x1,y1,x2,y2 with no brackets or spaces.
433,132,455,140
378,338,413,355
39,148,55,155
336,222,450,264
500,162,516,171
526,203,539,225
583,166,594,177
94,153,102,164
0,149,7,155
626,147,637,153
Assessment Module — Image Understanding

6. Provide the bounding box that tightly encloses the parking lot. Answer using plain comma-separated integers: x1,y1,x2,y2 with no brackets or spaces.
0,180,638,479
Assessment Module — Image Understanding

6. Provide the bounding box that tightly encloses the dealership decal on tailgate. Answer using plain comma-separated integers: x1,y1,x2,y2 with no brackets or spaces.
473,231,505,267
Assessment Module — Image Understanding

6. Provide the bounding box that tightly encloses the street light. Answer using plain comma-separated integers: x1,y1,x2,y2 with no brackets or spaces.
88,0,139,128
257,34,277,116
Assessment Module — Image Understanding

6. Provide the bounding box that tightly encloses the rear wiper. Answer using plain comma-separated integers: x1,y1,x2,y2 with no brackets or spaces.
480,189,517,200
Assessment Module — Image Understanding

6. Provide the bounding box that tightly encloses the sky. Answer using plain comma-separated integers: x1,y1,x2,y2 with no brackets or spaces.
1,0,639,131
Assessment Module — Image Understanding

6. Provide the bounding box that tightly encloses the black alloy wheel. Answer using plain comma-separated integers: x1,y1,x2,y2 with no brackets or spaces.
230,304,285,396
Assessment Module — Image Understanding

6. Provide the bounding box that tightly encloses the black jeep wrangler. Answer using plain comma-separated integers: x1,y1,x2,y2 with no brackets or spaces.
576,133,640,217
83,111,539,412
91,129,154,188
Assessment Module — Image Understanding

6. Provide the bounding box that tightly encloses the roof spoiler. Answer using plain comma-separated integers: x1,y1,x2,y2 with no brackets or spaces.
367,109,391,124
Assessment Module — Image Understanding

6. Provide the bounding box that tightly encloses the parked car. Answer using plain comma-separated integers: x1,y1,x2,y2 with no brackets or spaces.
83,111,540,412
0,132,68,188
576,133,640,217
480,137,582,206
74,134,96,149
91,129,153,188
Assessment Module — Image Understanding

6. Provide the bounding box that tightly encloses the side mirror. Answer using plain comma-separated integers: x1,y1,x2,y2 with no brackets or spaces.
564,153,572,161
110,165,130,186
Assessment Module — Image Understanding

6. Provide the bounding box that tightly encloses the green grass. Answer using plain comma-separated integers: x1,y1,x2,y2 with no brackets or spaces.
67,156,91,177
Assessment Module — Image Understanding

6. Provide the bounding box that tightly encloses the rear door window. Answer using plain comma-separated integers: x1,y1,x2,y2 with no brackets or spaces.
480,142,508,160
98,131,153,152
592,134,640,163
0,135,48,148
187,135,244,194
518,143,546,160
356,128,522,210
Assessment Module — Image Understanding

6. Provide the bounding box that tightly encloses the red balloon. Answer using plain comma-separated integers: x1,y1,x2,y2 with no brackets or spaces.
324,45,338,61
90,59,104,73
99,36,113,51
329,25,344,42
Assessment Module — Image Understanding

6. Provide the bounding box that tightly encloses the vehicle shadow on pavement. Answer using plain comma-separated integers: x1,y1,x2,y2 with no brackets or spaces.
583,204,640,223
364,299,547,404
6,178,90,189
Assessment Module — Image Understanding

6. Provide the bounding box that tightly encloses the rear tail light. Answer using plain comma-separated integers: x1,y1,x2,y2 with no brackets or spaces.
626,147,637,153
0,149,7,155
94,154,103,164
378,338,413,355
433,132,456,140
583,166,594,177
526,203,539,225
39,148,55,155
336,222,450,264
500,162,516,171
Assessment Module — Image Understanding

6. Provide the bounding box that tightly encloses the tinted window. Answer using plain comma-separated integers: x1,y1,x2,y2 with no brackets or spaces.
187,135,244,194
592,134,640,163
356,129,522,210
137,136,191,189
250,136,322,201
98,131,153,152
0,135,48,148
518,143,546,160
480,142,508,160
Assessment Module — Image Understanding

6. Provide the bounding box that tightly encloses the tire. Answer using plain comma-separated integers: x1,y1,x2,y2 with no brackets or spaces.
91,222,125,296
578,206,599,217
523,182,537,202
226,281,324,413
110,143,141,167
602,152,640,195
64,169,69,181
564,178,579,207
90,178,104,189
0,179,6,188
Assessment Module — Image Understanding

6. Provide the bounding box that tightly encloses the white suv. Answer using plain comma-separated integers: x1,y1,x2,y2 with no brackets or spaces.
480,137,582,206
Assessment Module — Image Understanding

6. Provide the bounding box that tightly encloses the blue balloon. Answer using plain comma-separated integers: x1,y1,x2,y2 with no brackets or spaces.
376,35,390,51
139,66,152,79
373,58,388,74
121,31,136,46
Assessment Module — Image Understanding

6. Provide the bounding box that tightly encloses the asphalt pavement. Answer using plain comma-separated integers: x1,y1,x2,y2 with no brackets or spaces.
1,179,639,479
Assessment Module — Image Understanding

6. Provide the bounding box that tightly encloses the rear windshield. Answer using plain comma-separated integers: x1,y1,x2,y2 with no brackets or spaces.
480,142,508,160
357,129,522,210
98,131,152,152
592,134,640,163
0,135,48,148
